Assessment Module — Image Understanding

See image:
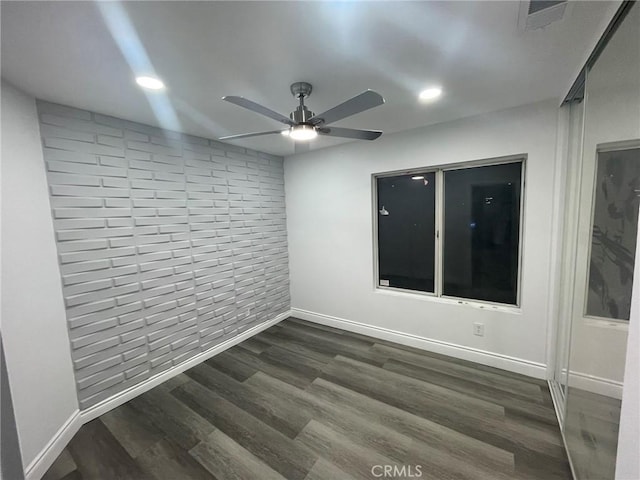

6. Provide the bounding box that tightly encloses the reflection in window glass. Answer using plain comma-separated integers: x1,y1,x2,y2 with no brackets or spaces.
586,147,640,320
443,162,522,304
377,173,436,292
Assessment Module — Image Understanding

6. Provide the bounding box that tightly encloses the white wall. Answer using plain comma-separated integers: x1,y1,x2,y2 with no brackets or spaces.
1,81,79,472
285,100,559,376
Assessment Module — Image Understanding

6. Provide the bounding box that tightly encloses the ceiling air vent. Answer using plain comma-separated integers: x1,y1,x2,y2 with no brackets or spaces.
518,0,568,31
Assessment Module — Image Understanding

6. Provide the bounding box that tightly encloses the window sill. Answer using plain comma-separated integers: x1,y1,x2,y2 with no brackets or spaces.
584,317,629,331
375,286,522,315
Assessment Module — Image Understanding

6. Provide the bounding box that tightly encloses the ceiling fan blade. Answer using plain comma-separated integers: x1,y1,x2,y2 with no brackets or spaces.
317,126,383,140
218,130,284,141
223,96,293,126
309,90,384,126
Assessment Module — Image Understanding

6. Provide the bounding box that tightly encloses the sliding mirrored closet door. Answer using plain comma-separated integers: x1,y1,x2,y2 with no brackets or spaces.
553,3,639,478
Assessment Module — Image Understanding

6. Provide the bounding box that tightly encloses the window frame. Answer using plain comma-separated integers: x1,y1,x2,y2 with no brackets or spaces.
372,154,527,308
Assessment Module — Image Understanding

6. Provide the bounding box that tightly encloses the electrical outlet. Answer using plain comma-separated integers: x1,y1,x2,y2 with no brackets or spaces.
473,322,485,336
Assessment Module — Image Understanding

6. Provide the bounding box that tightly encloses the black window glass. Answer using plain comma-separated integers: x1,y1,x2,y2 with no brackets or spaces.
443,162,522,304
377,172,436,293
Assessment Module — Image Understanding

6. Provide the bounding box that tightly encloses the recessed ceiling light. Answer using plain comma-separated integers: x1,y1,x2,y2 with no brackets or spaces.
136,76,165,90
411,175,425,180
288,125,317,141
419,87,442,101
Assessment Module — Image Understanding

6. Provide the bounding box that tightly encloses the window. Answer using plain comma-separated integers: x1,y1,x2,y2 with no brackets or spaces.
377,172,436,293
375,158,524,306
586,145,640,321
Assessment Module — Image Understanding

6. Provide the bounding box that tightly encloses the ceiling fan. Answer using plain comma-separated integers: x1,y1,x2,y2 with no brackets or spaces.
219,82,384,143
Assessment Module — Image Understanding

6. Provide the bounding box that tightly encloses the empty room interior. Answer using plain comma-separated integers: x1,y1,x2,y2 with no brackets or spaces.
1,1,639,479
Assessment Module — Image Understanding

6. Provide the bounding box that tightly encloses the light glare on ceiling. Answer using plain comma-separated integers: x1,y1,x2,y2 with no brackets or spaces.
419,87,442,101
288,125,317,141
281,130,290,136
136,76,165,90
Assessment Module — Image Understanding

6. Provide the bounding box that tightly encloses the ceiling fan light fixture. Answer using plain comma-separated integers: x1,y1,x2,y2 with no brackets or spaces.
288,124,317,141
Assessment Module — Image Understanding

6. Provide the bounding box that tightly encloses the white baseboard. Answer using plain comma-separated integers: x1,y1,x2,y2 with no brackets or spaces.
24,410,81,480
291,308,547,379
80,310,290,423
568,371,623,399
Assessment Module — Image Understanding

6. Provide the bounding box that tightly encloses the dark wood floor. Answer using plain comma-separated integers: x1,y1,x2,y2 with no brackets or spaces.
43,317,571,480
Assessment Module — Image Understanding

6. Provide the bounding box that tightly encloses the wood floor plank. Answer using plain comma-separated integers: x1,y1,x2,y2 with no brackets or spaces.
246,371,515,480
260,344,327,372
514,448,573,480
384,358,556,423
220,347,316,389
173,379,318,480
321,355,566,459
278,321,377,353
60,471,83,480
66,419,151,480
304,458,358,480
42,449,77,480
296,420,419,480
100,403,165,458
184,362,310,438
128,389,214,450
135,438,216,480
372,343,543,398
257,346,324,381
290,319,551,388
505,407,566,446
268,326,386,367
190,429,286,480
236,337,271,354
151,373,192,394
349,331,549,387
323,354,506,419
204,350,259,381
285,317,348,336
253,330,337,365
247,373,514,472
303,376,516,472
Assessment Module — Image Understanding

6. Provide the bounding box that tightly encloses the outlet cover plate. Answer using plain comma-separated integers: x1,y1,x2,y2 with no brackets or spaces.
473,322,485,336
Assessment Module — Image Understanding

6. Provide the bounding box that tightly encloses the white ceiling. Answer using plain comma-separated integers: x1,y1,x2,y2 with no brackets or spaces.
1,1,618,156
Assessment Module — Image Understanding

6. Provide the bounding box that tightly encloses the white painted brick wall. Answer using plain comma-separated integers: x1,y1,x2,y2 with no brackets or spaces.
37,101,290,408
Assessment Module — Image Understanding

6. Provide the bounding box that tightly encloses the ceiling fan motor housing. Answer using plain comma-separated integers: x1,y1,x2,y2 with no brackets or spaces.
290,106,315,124
290,82,315,124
